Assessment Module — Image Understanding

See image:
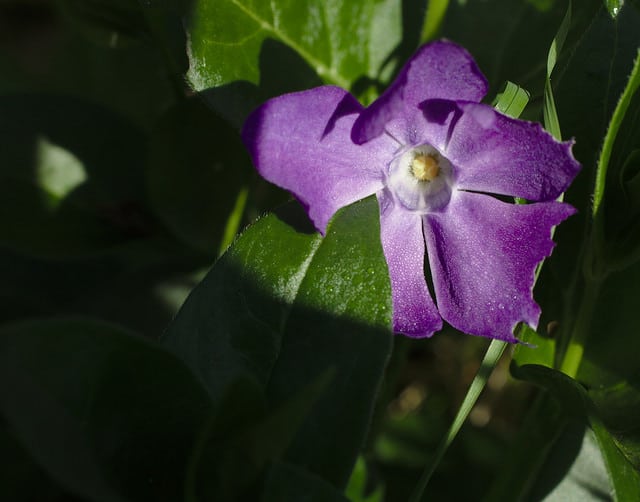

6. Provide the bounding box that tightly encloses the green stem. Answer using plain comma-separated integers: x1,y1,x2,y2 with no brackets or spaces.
592,49,640,220
218,187,249,256
408,338,507,502
559,277,601,378
559,50,640,378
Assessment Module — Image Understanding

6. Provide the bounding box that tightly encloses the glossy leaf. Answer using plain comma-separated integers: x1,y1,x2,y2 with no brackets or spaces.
184,0,401,90
163,197,393,488
511,364,640,501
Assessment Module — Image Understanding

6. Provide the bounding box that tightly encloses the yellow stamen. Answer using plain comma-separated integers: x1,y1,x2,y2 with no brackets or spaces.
411,153,440,182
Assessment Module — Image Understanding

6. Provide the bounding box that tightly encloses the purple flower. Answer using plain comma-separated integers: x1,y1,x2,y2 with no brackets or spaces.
242,40,580,342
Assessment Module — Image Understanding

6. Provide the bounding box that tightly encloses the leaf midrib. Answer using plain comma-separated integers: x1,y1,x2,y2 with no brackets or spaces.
231,0,351,88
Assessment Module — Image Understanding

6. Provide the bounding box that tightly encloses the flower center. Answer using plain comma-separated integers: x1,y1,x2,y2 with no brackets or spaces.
411,153,440,182
387,145,453,213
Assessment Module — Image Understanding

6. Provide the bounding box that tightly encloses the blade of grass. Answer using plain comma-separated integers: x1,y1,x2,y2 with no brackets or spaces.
408,338,508,502
544,0,571,139
420,0,450,43
218,186,249,256
493,81,531,119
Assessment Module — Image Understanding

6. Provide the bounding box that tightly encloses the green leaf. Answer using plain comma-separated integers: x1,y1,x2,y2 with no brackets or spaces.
604,0,625,17
589,380,640,471
442,1,570,100
508,365,640,501
538,428,611,501
532,2,639,355
146,97,252,255
492,81,530,118
0,318,213,501
163,197,393,488
189,370,334,501
58,0,150,48
183,0,401,100
345,457,384,502
579,260,640,387
0,94,150,258
261,461,350,502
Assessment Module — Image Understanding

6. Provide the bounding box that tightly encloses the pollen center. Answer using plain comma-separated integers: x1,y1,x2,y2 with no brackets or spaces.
411,153,440,182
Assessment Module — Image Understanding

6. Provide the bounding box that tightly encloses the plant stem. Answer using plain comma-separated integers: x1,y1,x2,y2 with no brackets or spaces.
559,277,601,378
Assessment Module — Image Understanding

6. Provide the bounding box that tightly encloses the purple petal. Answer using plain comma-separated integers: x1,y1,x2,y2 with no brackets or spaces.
242,86,397,233
424,192,575,341
444,102,581,201
378,190,442,337
352,40,488,145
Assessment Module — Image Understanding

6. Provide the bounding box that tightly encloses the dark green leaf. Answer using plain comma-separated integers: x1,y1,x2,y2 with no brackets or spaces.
146,96,252,255
163,197,393,488
261,461,350,502
58,0,150,48
589,379,640,471
531,2,639,348
509,365,640,501
191,370,334,501
0,318,213,501
580,260,640,386
538,428,611,501
0,94,151,258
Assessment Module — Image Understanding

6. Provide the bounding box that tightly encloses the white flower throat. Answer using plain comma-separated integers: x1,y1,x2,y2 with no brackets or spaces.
387,145,453,213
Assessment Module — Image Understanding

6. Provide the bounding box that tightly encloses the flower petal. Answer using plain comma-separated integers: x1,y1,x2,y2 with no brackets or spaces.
443,102,581,201
378,190,442,337
352,40,488,145
424,191,575,341
242,86,396,233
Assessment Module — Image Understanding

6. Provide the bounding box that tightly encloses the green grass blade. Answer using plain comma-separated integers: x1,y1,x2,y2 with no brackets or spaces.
544,0,571,139
408,339,508,502
420,0,450,43
493,81,531,118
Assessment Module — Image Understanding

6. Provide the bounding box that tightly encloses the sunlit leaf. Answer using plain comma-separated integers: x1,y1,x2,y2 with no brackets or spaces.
492,81,530,118
184,0,401,90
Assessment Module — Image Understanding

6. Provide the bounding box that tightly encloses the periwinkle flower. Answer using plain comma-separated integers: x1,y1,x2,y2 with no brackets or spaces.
242,40,580,342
